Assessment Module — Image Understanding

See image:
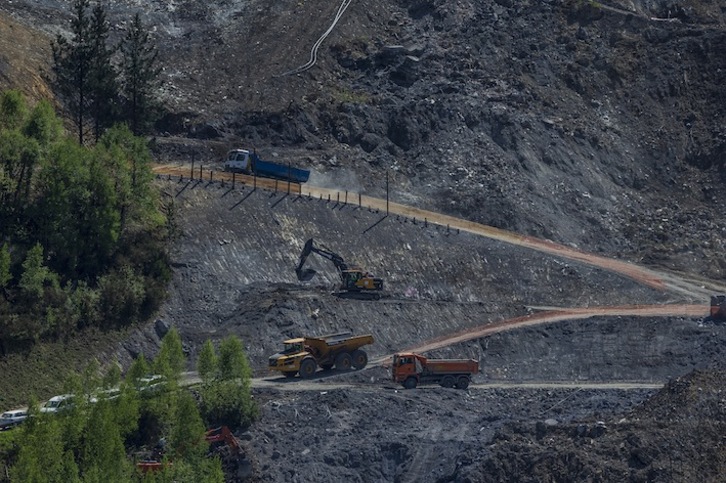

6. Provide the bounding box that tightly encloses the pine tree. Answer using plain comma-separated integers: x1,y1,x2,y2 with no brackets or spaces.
119,13,161,135
52,0,92,145
196,340,218,384
88,1,119,142
0,243,11,289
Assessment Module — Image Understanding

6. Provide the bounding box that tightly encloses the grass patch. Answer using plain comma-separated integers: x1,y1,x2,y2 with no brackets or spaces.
0,328,128,409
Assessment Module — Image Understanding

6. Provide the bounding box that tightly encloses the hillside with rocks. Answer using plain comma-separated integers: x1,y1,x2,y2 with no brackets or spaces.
1,0,726,481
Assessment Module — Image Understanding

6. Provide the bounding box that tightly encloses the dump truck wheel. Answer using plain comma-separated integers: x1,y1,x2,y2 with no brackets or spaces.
351,350,368,370
299,358,317,379
441,376,455,388
283,371,297,378
335,352,352,371
403,377,418,389
456,376,470,390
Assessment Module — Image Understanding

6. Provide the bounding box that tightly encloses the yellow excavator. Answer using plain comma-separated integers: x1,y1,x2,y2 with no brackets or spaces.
295,238,383,297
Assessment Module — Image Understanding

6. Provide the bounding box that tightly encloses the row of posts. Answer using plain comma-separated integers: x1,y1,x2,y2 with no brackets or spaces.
176,156,458,234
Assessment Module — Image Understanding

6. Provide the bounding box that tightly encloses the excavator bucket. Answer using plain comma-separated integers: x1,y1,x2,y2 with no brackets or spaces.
297,268,317,281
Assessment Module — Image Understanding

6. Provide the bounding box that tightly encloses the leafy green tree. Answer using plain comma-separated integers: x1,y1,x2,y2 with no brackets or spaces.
96,124,157,233
0,128,41,237
19,243,59,301
70,280,101,329
23,99,64,147
0,90,28,130
97,264,145,327
197,340,218,384
119,13,161,135
33,138,121,280
52,0,93,145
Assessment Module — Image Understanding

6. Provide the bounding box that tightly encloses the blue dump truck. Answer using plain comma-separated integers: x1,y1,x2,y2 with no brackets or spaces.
223,148,310,183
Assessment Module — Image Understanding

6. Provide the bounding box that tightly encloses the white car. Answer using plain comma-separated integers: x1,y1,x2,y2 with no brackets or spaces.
0,409,28,430
40,394,98,414
40,394,74,414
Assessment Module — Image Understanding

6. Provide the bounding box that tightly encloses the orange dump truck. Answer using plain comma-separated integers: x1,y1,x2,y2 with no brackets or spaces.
392,352,479,390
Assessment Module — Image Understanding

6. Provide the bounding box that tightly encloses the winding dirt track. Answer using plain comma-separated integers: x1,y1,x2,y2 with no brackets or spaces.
156,166,721,389
154,165,725,298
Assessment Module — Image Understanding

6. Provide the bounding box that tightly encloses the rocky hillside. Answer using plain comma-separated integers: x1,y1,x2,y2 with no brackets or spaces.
1,0,724,281
1,0,726,481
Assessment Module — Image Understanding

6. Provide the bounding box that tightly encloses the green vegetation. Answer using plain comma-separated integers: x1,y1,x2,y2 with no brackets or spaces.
197,336,258,428
2,331,256,482
0,89,170,354
52,0,161,143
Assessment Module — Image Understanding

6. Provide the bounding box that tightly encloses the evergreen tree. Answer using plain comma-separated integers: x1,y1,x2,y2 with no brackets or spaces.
52,0,93,145
198,336,258,427
170,391,206,461
88,1,119,142
10,412,80,483
218,336,252,381
81,399,132,482
0,243,11,289
154,328,185,382
196,340,218,384
125,353,150,386
119,13,161,135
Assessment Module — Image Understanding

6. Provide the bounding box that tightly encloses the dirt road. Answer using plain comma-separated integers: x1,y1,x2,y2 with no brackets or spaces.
152,166,726,300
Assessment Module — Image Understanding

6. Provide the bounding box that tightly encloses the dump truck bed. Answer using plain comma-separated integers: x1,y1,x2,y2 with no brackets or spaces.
422,359,479,375
305,332,374,353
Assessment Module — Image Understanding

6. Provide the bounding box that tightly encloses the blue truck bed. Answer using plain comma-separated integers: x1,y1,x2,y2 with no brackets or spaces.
251,154,310,183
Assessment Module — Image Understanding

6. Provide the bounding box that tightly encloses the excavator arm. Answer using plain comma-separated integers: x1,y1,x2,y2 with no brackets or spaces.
295,238,349,281
295,238,383,295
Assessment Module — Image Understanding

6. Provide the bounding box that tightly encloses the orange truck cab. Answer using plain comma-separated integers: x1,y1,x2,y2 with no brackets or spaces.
392,352,478,390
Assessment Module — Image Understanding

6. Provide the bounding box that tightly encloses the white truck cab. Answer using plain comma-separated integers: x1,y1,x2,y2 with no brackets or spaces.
223,149,251,173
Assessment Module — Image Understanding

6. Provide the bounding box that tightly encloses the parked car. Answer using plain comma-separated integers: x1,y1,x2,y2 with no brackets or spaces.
40,394,97,414
40,394,74,414
0,409,28,430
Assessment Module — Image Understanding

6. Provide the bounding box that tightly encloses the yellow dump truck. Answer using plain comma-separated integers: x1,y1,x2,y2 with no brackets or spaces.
268,332,374,378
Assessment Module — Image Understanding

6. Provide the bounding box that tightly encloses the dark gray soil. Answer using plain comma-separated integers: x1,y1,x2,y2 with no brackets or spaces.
2,0,726,481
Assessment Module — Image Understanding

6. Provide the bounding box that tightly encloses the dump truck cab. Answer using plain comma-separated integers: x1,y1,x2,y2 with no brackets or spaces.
392,353,424,382
268,338,308,377
223,149,251,173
